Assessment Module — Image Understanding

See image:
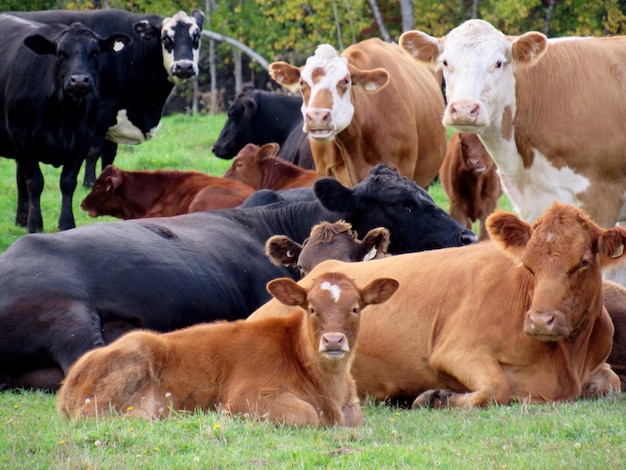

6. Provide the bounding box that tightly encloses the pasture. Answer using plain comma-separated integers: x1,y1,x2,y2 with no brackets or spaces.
0,114,623,469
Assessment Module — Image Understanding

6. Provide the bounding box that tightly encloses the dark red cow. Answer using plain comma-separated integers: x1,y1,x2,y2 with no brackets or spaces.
440,132,502,240
81,165,255,219
224,143,318,190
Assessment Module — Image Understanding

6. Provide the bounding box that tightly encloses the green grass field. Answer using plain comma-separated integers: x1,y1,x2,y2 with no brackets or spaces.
0,114,623,469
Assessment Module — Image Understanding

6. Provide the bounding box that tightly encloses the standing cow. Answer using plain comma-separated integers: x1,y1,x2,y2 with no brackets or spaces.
10,9,204,189
269,38,447,188
0,14,130,233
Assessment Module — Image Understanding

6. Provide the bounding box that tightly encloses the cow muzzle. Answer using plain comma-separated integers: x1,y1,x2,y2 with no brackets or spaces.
444,100,488,130
524,310,570,341
171,60,197,80
304,108,335,141
319,333,349,359
66,74,94,100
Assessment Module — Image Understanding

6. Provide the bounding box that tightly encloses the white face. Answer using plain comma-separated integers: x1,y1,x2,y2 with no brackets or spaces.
299,44,355,141
160,11,202,84
438,20,515,132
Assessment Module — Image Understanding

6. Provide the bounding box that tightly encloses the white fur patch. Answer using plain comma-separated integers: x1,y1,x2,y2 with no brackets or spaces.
321,281,341,303
362,247,377,262
105,110,153,144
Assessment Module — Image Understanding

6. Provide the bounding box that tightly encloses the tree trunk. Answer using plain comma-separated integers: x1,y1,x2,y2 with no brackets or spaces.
400,0,414,32
209,39,217,115
543,0,556,35
233,49,243,95
367,0,391,41
471,0,479,19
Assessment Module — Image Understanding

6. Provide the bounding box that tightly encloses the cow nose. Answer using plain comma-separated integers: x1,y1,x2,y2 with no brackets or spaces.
524,311,566,340
67,74,92,98
321,333,347,353
448,101,481,124
459,230,478,245
172,61,196,79
305,108,332,127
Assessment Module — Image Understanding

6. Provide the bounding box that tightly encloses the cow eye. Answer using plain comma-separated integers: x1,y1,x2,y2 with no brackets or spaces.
442,59,448,67
162,36,173,49
57,50,69,59
308,307,316,316
351,307,359,315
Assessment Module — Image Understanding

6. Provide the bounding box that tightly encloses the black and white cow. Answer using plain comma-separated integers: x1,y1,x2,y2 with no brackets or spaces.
10,9,204,189
0,14,130,233
212,85,314,169
0,165,476,391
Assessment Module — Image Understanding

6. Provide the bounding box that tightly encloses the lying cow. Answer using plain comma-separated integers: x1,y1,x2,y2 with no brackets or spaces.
602,280,626,391
81,165,256,218
224,143,318,190
58,272,399,425
250,201,623,407
266,220,390,277
440,132,502,240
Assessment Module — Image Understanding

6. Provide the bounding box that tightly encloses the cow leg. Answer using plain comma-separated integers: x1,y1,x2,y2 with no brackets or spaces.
14,161,29,227
230,391,320,426
58,160,82,231
16,160,44,233
582,363,621,397
82,144,101,189
342,401,363,427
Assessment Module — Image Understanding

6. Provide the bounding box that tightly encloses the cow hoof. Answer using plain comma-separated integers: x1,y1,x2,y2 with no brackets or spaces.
412,389,453,409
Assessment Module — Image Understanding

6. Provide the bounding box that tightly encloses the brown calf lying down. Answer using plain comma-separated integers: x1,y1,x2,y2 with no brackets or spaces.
602,280,626,391
81,165,255,219
250,202,623,408
223,143,318,190
57,272,399,425
266,220,390,277
440,132,502,240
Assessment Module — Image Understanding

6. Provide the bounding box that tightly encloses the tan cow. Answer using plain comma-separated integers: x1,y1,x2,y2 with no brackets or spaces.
399,20,626,229
269,38,446,188
250,202,623,408
57,272,399,425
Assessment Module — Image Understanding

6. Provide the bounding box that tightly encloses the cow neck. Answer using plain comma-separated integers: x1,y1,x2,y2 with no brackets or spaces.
259,159,307,190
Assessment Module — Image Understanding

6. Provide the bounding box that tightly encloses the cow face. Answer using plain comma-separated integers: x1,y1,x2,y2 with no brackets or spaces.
24,22,130,101
399,19,547,133
270,45,389,142
488,202,626,341
267,273,398,365
223,143,280,188
459,133,494,175
80,165,126,219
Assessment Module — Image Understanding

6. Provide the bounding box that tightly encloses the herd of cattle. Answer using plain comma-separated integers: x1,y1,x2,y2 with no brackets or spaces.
0,10,625,426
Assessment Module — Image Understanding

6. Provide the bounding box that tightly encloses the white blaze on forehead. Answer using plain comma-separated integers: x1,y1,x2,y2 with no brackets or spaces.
321,281,342,303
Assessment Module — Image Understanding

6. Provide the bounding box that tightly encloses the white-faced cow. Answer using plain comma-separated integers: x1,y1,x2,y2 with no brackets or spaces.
399,20,626,230
251,202,623,407
10,9,204,189
57,273,399,425
0,165,476,392
269,38,447,188
0,14,130,233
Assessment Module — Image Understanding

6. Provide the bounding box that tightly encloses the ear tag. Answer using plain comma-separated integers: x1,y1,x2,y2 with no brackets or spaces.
362,247,377,262
612,244,624,258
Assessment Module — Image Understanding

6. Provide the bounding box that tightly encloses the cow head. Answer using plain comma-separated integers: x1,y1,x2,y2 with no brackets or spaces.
270,44,389,142
80,165,126,219
488,201,626,341
223,143,280,188
459,133,495,175
267,273,398,366
266,221,390,277
135,9,204,84
399,19,547,133
24,22,130,101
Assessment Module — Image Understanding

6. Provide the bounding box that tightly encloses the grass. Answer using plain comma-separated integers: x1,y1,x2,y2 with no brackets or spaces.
1,113,619,469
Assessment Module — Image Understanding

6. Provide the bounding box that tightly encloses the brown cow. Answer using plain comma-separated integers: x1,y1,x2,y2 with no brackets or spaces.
269,38,446,188
440,132,502,240
602,280,626,391
80,165,255,219
266,220,390,277
223,142,319,190
250,202,623,408
57,272,399,425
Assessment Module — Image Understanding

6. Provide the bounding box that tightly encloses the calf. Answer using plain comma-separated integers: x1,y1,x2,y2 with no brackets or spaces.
602,280,626,391
81,165,255,219
266,220,390,277
57,272,399,425
224,143,319,190
440,132,502,240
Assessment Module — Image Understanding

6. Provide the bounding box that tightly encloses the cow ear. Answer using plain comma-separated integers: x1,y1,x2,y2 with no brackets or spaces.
23,35,56,56
361,278,399,306
399,31,442,68
134,20,160,41
267,278,307,307
511,32,548,67
269,62,302,91
314,177,355,213
105,174,123,191
265,236,302,267
598,225,626,268
258,143,280,161
487,211,531,262
242,96,257,119
100,33,132,54
349,65,389,92
192,9,205,28
359,227,391,261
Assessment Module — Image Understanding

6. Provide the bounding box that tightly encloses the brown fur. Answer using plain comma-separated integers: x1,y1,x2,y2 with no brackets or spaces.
602,280,626,391
57,272,399,425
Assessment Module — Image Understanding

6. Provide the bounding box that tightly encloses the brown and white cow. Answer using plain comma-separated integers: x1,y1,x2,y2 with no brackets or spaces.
250,202,623,408
266,220,390,277
440,132,502,240
399,20,626,229
57,272,399,426
223,142,318,190
269,38,447,188
80,165,255,219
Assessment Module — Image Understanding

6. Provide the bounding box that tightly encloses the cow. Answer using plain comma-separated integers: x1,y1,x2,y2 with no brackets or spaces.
269,38,447,188
0,14,131,233
602,281,626,390
266,220,390,277
57,272,399,425
250,202,623,407
10,9,205,188
212,85,314,169
399,20,626,231
80,165,255,219
224,143,319,190
0,165,477,392
440,132,502,240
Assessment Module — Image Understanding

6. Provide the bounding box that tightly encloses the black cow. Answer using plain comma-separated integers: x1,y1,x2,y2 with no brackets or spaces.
0,14,130,233
0,165,476,391
10,9,204,189
212,85,314,169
